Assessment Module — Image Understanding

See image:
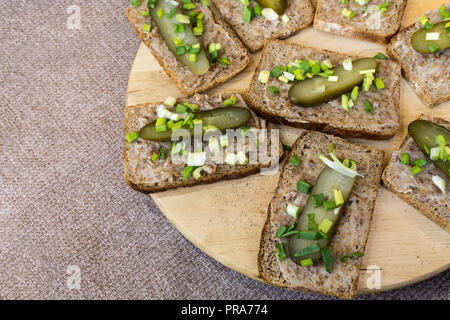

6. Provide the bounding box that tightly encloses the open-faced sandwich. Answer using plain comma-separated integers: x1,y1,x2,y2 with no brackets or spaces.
210,0,314,52
314,0,408,43
383,117,450,232
247,39,401,139
127,0,250,95
258,130,384,299
124,93,281,192
388,3,450,108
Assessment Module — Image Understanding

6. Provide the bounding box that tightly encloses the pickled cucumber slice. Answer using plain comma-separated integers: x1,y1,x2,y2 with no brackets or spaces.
255,0,287,15
139,107,251,142
288,166,356,263
408,120,450,178
150,1,210,75
411,21,450,54
288,58,378,107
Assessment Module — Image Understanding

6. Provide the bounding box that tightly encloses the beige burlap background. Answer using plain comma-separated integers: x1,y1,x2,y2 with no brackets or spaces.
0,0,448,299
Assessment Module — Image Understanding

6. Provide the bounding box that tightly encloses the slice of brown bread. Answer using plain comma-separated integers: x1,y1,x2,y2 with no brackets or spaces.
127,1,250,96
258,130,384,299
382,116,450,232
314,0,408,43
387,4,450,108
210,0,314,52
247,40,401,140
124,92,280,193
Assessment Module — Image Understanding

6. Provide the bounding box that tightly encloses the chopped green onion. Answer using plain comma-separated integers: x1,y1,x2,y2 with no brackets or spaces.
297,231,319,240
270,66,283,78
428,43,440,53
340,251,364,262
189,53,197,62
282,144,292,151
147,0,157,8
174,23,185,33
276,225,288,238
241,125,249,137
269,86,280,94
182,166,194,181
341,94,350,112
323,200,336,211
176,104,187,113
151,153,159,161
173,37,184,46
277,243,287,261
126,131,139,143
440,4,450,20
160,148,166,160
362,73,374,91
294,243,321,257
289,154,301,167
411,165,422,175
193,166,203,179
130,0,140,7
254,5,262,16
374,77,385,90
401,153,410,165
167,8,177,19
312,193,325,208
223,95,236,106
243,5,253,23
321,247,333,273
219,57,230,66
333,188,344,206
157,7,164,18
351,86,359,101
300,258,313,267
414,158,427,167
176,14,190,24
364,100,374,116
318,218,333,234
141,11,149,16
342,8,355,18
308,214,318,230
297,179,312,194
143,23,151,32
373,52,388,60
287,203,300,218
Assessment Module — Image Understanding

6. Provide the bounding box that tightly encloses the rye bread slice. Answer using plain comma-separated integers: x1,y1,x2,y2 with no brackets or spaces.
127,1,250,96
314,0,408,43
382,116,450,232
387,4,450,108
210,0,314,52
124,93,280,193
247,40,401,140
258,130,384,299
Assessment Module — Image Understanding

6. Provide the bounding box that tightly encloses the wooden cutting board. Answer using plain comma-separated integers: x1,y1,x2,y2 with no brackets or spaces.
126,0,450,293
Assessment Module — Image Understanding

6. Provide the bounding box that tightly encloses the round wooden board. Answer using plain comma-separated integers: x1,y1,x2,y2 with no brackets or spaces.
127,0,450,294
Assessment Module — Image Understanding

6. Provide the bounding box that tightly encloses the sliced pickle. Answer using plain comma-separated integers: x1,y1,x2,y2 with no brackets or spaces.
288,58,378,107
255,0,287,15
288,166,356,264
139,107,251,142
411,21,450,54
408,120,450,178
150,1,210,75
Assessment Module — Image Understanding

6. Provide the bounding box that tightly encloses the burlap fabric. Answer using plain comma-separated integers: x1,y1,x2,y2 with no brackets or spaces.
0,0,448,299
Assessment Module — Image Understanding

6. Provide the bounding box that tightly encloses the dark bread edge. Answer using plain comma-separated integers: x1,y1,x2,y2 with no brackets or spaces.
313,0,408,44
245,39,401,140
257,131,385,299
381,116,450,232
126,7,251,96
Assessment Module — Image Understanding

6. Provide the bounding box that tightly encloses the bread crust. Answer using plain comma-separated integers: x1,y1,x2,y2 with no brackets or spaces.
246,39,401,140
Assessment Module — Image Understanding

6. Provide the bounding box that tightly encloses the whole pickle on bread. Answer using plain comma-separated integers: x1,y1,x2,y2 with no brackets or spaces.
408,120,450,178
139,107,251,142
149,0,210,75
411,21,450,54
288,58,378,107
